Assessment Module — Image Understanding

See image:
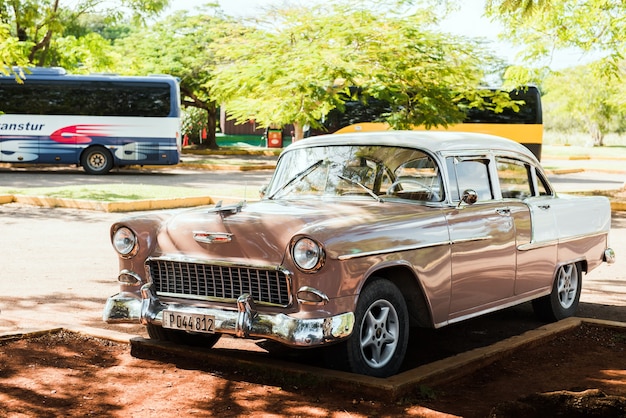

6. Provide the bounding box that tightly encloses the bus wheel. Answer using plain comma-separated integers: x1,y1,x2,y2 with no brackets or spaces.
81,146,113,175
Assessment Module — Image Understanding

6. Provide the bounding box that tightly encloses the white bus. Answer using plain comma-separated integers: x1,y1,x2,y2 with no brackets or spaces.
0,67,181,174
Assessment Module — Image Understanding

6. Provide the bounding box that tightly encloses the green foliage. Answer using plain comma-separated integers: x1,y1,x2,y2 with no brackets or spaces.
48,33,118,72
543,61,625,145
0,0,169,69
209,0,502,139
117,6,231,148
0,22,30,75
487,0,625,69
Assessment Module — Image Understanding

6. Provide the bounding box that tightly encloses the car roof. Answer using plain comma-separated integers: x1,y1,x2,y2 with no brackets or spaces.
287,131,538,162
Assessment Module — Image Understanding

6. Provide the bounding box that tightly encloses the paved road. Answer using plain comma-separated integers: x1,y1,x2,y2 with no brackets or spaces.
0,162,623,194
0,165,274,190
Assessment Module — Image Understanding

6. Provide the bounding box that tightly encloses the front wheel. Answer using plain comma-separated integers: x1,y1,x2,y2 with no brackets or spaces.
339,278,409,377
532,262,582,322
81,146,113,175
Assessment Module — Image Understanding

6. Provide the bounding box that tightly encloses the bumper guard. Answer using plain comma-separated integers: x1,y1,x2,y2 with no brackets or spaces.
103,283,354,347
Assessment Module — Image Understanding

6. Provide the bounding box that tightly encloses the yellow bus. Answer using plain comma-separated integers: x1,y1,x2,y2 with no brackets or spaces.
316,86,543,160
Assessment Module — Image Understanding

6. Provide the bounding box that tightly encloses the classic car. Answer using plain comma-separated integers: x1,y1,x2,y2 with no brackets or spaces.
103,131,615,378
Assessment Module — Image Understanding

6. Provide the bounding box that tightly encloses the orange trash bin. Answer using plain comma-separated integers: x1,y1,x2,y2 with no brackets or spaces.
267,129,283,148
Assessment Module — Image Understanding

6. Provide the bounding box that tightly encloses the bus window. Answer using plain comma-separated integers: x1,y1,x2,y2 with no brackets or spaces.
0,68,181,174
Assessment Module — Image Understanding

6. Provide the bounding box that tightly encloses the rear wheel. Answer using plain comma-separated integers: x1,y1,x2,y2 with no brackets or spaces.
532,262,582,322
81,146,113,175
146,323,221,348
338,278,409,377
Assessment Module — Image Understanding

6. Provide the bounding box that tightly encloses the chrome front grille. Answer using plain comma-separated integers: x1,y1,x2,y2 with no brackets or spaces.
147,259,291,306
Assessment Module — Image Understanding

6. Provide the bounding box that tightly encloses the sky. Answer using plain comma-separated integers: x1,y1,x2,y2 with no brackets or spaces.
167,0,588,70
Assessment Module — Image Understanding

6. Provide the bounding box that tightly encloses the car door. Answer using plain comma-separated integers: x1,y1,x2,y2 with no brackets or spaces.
511,161,558,295
444,156,517,319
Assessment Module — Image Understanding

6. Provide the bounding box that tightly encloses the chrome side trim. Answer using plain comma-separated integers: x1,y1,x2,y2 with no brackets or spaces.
434,290,551,329
518,239,559,251
451,236,492,245
518,231,609,252
337,240,450,260
558,231,609,244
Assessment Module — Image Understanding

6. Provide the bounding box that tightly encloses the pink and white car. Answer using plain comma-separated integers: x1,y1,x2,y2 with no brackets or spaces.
103,131,615,377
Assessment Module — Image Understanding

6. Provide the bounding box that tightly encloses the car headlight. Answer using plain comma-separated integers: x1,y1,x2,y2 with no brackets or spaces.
291,237,324,272
112,227,138,258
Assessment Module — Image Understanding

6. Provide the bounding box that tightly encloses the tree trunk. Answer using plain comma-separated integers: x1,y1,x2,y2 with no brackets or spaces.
205,103,219,150
292,122,305,142
589,123,604,147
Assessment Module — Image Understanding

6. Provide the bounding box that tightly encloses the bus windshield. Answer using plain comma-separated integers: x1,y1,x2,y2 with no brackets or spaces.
0,67,181,174
317,86,543,160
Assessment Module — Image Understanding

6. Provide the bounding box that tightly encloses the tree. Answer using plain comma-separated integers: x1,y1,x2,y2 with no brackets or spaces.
0,0,170,69
209,1,504,141
543,63,623,146
117,7,233,149
486,0,625,70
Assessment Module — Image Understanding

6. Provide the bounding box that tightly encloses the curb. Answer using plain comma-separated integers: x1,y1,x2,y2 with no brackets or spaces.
612,201,626,212
11,195,215,212
179,162,276,171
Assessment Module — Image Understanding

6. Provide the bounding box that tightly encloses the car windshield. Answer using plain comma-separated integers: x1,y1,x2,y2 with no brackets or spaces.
266,145,444,202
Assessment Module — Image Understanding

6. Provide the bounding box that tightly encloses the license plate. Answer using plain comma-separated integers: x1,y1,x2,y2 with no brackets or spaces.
162,310,215,333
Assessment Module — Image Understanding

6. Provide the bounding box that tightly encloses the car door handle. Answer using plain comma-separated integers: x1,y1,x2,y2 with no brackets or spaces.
538,204,551,210
496,208,510,215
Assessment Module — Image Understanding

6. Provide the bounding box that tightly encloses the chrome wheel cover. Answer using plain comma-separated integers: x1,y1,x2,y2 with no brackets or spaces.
358,299,400,369
556,264,579,309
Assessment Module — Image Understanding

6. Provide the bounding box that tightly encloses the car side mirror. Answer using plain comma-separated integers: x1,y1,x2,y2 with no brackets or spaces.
259,185,267,199
459,189,478,207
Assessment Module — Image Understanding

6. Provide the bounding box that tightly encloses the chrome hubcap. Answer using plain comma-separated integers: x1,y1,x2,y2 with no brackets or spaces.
557,264,578,309
359,299,399,369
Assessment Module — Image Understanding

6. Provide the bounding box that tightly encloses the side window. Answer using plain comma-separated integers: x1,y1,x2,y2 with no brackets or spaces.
496,157,532,199
388,155,443,201
449,157,493,201
535,169,553,196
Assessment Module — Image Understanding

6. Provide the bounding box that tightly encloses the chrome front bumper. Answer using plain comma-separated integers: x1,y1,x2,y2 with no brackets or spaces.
103,283,355,347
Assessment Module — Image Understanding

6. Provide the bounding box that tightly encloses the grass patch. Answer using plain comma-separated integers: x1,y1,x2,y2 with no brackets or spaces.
0,184,211,202
543,144,626,159
0,183,261,202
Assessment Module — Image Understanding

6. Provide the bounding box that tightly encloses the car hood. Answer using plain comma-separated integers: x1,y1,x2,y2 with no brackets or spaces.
157,199,446,265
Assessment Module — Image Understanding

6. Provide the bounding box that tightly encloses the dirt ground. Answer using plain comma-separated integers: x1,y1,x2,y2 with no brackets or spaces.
0,323,625,418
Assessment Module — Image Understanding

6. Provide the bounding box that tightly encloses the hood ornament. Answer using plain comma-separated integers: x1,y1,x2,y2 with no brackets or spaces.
208,200,245,218
193,231,233,244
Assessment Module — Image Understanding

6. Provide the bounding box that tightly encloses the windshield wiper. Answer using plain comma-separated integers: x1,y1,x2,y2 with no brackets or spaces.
337,174,384,203
268,159,324,200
